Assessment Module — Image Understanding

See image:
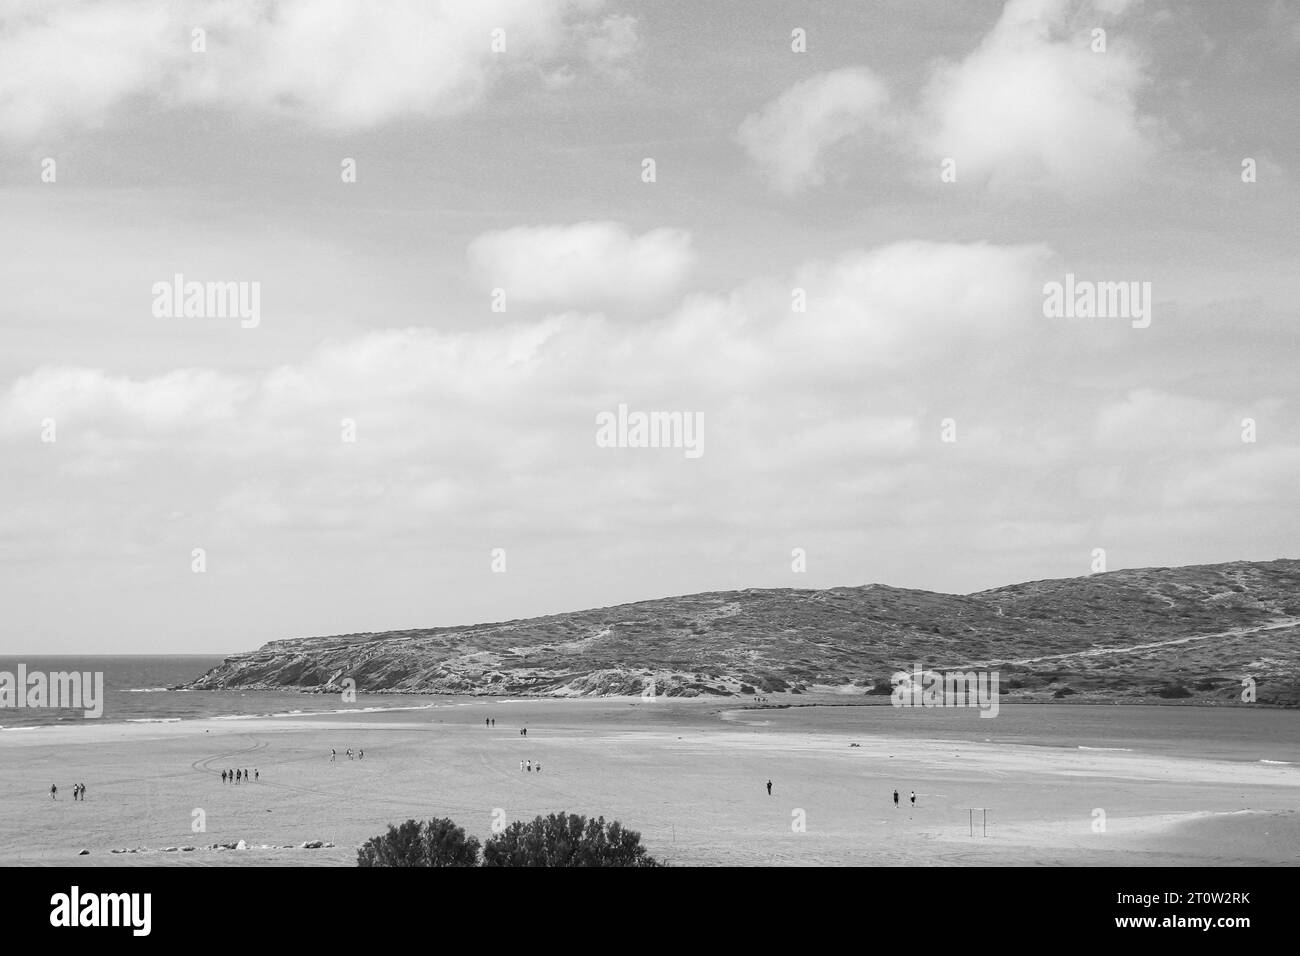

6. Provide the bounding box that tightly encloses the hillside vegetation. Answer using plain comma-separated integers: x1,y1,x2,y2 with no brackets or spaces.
184,559,1300,705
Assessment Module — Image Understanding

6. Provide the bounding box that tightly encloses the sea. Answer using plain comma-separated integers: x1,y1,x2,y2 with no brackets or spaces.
0,656,452,730
1,657,1296,768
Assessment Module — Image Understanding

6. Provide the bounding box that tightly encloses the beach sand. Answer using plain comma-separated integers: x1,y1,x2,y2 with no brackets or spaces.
2,699,1297,866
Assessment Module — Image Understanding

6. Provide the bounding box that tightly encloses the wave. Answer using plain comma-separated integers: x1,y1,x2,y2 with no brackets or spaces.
207,702,446,722
126,718,182,723
1077,746,1134,752
123,687,170,693
1259,759,1292,765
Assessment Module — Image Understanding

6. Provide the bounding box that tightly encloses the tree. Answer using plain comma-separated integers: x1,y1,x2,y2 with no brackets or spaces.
422,817,481,867
356,817,481,867
481,812,660,867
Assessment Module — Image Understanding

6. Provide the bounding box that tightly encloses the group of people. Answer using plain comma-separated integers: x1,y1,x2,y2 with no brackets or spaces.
328,748,363,763
761,781,917,808
49,783,86,800
519,759,542,773
484,718,496,727
221,768,258,783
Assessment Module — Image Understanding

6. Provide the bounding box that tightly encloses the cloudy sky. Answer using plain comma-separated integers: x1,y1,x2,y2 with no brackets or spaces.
2,0,1297,653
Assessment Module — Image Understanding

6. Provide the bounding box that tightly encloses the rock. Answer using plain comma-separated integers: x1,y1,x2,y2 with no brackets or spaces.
162,846,178,852
77,849,89,856
234,839,247,850
181,846,196,852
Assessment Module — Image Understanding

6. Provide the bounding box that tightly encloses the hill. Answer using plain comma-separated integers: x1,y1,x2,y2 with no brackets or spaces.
182,559,1300,705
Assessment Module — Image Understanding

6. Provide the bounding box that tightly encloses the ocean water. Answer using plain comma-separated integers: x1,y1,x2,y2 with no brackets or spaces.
0,656,450,729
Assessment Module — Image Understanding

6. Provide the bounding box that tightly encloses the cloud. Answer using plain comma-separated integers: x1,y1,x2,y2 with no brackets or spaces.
915,0,1156,193
3,236,1293,646
736,67,891,195
580,14,638,73
0,0,626,140
1093,389,1242,452
467,222,695,309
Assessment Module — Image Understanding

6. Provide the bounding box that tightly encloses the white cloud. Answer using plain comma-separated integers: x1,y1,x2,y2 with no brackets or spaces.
467,222,695,309
736,67,891,195
915,0,1155,194
0,0,625,140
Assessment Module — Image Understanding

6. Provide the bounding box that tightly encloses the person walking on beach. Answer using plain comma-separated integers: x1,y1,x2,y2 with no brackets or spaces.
536,762,541,773
491,718,495,727
526,760,532,772
893,789,899,808
766,780,772,796
222,770,227,784
254,769,259,781
79,783,86,801
50,784,57,800
519,760,525,772
358,749,364,760
330,749,336,764
910,791,916,807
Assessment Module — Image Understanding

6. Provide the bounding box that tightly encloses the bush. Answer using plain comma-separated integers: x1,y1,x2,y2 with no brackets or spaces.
481,812,661,867
357,817,481,867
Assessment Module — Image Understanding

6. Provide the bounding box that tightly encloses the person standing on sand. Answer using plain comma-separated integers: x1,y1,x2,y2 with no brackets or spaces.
893,789,899,808
50,784,57,800
358,749,363,760
254,769,259,781
766,780,772,796
526,760,532,772
910,791,916,807
222,770,227,784
330,749,336,763
79,783,86,801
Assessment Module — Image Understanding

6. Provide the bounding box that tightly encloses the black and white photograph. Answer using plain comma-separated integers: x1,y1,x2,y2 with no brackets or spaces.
0,0,1295,930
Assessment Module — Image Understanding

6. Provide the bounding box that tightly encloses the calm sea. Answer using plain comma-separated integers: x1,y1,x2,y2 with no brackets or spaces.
0,656,447,729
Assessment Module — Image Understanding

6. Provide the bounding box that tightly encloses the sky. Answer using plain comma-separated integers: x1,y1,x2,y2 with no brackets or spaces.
1,0,1297,653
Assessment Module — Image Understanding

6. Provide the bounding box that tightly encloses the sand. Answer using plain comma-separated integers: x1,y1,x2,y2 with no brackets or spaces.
2,698,1297,866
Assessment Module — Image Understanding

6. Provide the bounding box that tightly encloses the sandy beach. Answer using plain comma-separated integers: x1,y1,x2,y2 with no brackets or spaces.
2,699,1297,866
